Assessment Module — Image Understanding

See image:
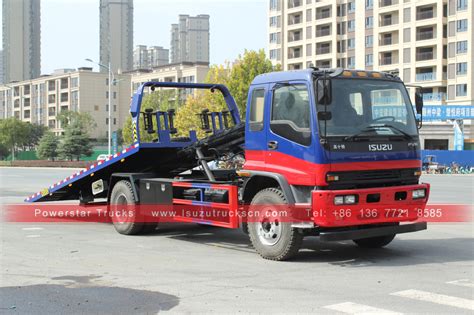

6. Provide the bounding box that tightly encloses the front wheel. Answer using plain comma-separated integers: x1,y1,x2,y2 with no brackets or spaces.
353,234,396,248
248,188,303,261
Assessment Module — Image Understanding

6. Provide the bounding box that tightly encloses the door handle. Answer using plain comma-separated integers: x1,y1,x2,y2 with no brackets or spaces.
267,141,278,150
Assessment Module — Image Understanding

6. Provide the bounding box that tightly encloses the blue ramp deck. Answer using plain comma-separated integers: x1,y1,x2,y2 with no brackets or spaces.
24,143,195,202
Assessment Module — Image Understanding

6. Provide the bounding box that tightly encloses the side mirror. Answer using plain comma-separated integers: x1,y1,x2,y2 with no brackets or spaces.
415,91,424,115
316,78,332,105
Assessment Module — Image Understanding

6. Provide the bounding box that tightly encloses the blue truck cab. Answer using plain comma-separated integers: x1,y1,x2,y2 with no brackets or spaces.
240,68,429,258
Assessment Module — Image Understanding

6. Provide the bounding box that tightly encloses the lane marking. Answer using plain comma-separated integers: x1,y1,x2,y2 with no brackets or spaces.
391,289,474,311
21,227,44,231
447,279,474,288
323,302,402,315
26,235,41,238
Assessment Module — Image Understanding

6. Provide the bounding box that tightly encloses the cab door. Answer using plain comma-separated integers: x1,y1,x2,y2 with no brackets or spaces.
265,81,317,185
243,84,270,171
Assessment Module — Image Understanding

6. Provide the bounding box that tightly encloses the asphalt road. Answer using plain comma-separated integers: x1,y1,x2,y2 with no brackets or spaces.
0,167,473,314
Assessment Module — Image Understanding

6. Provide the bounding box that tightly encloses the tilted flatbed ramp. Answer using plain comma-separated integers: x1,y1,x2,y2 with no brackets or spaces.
25,143,184,202
25,143,141,202
25,123,245,203
25,81,243,203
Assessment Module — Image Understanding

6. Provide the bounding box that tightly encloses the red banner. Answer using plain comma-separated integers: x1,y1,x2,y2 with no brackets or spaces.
1,204,472,224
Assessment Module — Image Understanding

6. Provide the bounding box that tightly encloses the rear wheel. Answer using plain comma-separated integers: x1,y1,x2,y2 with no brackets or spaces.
353,234,396,248
248,188,303,261
109,180,146,235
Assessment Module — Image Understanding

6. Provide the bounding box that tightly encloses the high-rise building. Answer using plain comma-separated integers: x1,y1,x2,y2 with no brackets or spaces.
100,0,134,73
170,24,180,63
170,14,210,64
133,45,148,70
148,46,170,68
0,50,4,85
0,68,131,138
268,0,473,150
133,45,169,70
2,0,41,83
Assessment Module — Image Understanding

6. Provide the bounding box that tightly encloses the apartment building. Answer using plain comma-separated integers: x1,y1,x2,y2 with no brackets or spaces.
128,62,209,100
0,68,131,139
133,45,169,70
268,0,473,150
100,0,134,73
170,15,210,64
2,0,41,83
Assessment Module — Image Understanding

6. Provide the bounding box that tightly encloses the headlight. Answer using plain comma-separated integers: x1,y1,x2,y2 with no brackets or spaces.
334,196,344,205
334,194,357,205
412,189,426,199
344,195,356,204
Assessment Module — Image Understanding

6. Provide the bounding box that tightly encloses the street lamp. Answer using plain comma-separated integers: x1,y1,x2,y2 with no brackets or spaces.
85,58,114,156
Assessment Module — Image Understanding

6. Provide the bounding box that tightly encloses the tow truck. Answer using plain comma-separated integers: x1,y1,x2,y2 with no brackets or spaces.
26,68,429,260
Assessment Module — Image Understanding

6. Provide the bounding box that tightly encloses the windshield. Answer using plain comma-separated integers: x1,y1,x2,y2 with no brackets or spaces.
316,78,418,138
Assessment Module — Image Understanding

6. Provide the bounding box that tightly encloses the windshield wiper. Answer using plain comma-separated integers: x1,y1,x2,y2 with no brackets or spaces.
371,124,413,140
343,127,378,141
344,124,413,141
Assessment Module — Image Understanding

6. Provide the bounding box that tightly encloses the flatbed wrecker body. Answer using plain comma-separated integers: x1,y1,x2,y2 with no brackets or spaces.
26,68,429,260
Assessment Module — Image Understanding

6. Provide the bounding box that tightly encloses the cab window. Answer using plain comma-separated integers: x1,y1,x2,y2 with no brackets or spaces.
270,84,311,146
249,89,265,131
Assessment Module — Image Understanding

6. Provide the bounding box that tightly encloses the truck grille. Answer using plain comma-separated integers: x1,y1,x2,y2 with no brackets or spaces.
328,168,419,189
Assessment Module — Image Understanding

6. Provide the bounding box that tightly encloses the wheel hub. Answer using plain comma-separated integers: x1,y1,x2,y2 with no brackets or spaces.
257,218,282,246
113,193,130,224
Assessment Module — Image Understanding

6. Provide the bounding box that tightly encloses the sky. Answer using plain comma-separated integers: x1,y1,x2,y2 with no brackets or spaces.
1,0,268,74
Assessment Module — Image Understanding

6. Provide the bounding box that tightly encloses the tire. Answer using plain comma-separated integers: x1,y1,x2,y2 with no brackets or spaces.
109,180,145,235
353,234,396,248
248,188,303,261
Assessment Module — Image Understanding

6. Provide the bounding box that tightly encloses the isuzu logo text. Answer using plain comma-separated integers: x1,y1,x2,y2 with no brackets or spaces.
368,144,393,151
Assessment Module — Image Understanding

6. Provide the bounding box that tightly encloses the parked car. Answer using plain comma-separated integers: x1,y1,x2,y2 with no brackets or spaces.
96,154,110,161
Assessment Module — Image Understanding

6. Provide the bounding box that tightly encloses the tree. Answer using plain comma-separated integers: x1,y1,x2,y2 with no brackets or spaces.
226,49,278,117
57,110,95,133
173,51,277,136
37,132,59,161
57,121,93,161
116,128,124,146
172,65,232,139
56,111,95,161
0,118,29,160
23,123,47,150
122,90,180,144
174,94,228,139
0,143,9,160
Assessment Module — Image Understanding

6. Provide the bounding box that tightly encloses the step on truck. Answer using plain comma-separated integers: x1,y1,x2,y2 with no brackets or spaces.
26,68,430,261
